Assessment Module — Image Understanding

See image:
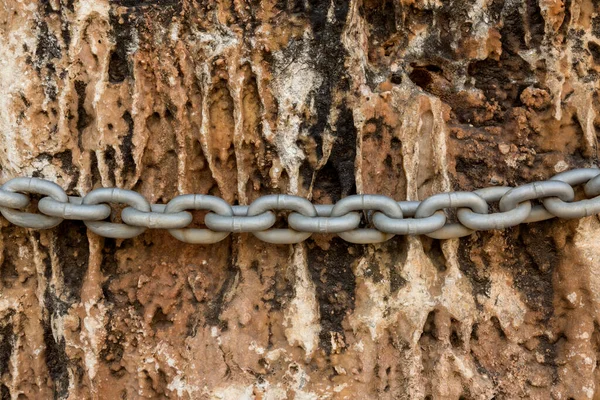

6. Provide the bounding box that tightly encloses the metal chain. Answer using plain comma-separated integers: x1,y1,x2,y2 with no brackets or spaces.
1,168,600,244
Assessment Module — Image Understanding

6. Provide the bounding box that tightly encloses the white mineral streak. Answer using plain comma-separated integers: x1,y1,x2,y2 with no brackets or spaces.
351,258,390,340
482,270,528,332
574,218,600,320
0,1,37,176
283,245,321,358
270,34,322,195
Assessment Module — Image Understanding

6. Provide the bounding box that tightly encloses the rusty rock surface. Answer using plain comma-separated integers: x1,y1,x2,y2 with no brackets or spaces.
1,0,600,399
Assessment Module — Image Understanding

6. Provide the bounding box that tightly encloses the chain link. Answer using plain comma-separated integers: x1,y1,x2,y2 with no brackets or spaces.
1,168,599,244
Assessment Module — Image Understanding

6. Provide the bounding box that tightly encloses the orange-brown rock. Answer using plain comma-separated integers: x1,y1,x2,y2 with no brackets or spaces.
1,0,600,399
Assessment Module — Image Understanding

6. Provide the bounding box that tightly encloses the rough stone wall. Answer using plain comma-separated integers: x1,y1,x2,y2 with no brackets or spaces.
1,0,600,398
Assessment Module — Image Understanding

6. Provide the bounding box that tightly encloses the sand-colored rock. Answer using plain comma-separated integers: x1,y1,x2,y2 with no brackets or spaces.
1,0,600,398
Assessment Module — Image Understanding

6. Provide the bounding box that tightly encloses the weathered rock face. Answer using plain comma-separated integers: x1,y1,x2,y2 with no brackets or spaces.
1,0,600,398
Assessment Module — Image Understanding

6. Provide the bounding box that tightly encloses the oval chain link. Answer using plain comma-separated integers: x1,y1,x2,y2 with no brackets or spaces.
330,195,403,244
166,195,233,244
0,177,68,229
83,188,151,239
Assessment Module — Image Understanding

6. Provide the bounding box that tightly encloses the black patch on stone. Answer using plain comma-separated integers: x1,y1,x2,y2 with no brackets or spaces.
111,0,182,9
360,0,398,43
99,324,124,368
46,150,79,192
108,11,134,83
389,267,407,293
457,235,491,304
0,316,14,377
504,224,557,319
120,111,136,176
306,104,358,201
35,21,62,70
205,247,237,326
1,242,18,288
42,290,69,399
0,385,8,400
588,41,600,65
526,0,545,48
100,239,118,303
303,0,352,160
105,146,117,185
307,238,362,354
593,16,600,38
74,80,92,150
467,48,533,116
90,151,102,187
54,221,89,302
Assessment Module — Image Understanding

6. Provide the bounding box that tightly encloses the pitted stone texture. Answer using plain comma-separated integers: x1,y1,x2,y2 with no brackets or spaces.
1,0,600,399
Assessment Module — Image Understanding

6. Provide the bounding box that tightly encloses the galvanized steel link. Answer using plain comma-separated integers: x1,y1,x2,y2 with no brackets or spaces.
330,195,403,244
82,188,151,239
0,168,600,244
166,194,233,244
0,177,68,229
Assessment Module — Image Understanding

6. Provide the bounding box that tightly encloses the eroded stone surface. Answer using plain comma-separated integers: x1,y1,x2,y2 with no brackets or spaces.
1,0,600,398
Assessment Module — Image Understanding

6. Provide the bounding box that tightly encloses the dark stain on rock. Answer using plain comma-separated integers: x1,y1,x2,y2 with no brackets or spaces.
389,267,407,293
101,239,118,303
306,104,358,201
467,53,532,115
74,80,92,150
120,111,136,176
588,41,600,65
1,242,18,289
54,221,89,302
111,0,183,10
457,235,491,304
108,11,134,83
303,0,351,160
503,224,557,318
44,150,79,192
89,151,102,188
100,323,125,370
422,237,447,272
526,0,545,48
35,20,62,70
0,385,8,400
364,261,384,283
205,247,237,326
43,291,70,400
536,334,558,369
105,146,117,185
307,238,362,353
361,0,398,44
0,316,14,378
592,16,600,38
